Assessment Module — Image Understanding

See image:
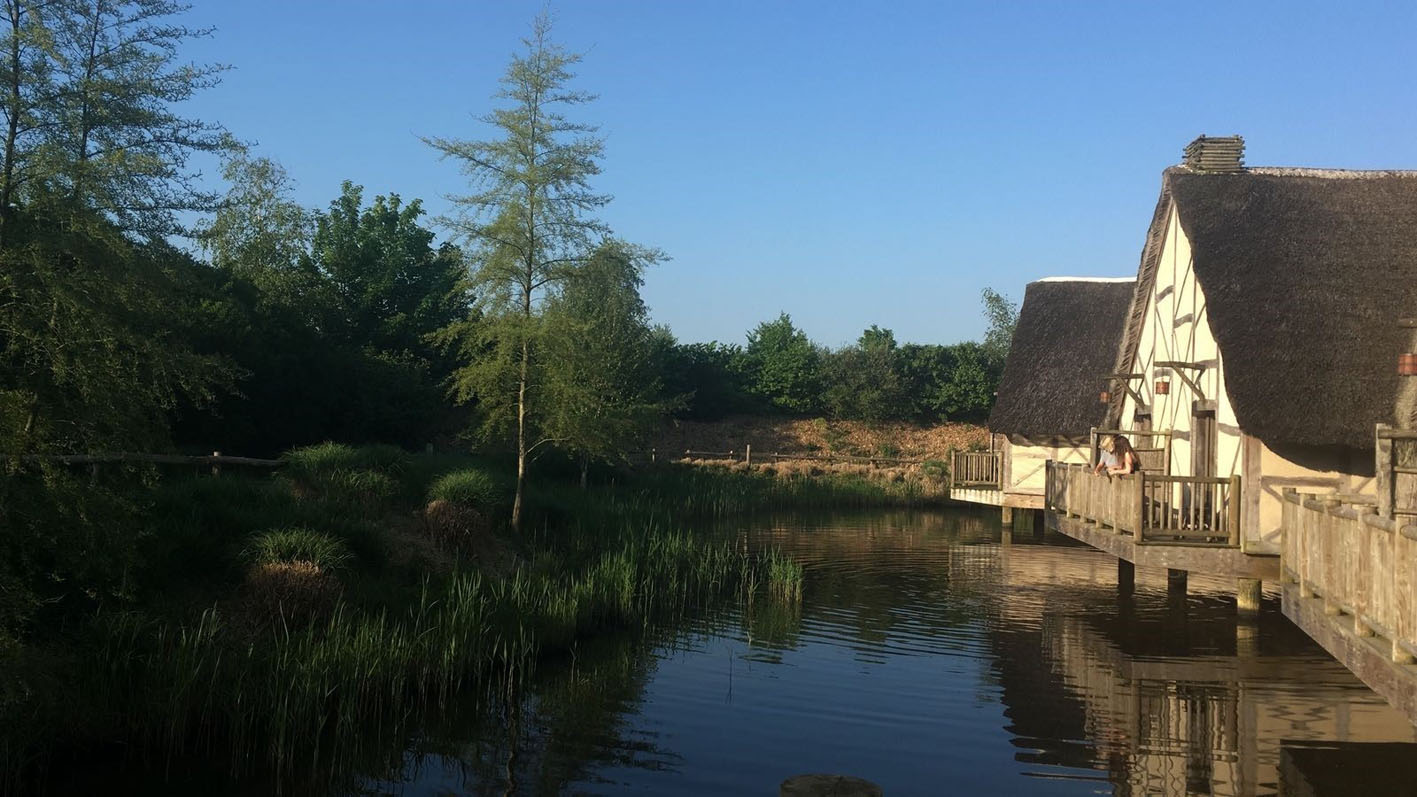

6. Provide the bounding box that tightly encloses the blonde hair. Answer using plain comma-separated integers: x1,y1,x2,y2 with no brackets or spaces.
1099,435,1115,453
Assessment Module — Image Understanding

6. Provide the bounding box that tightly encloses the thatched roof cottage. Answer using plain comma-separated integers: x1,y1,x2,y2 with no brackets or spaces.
950,277,1134,510
1108,136,1417,553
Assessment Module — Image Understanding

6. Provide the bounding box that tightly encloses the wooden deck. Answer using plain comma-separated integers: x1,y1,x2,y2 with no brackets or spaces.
1045,462,1278,582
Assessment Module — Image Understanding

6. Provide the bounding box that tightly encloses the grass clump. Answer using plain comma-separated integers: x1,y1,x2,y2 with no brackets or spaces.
428,468,506,508
245,527,353,572
282,442,410,478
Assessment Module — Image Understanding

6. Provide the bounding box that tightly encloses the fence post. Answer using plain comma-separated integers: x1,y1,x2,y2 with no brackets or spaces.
211,450,221,478
745,444,752,467
651,447,657,464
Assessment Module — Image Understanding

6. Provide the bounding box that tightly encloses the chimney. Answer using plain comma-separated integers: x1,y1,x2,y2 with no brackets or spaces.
1183,135,1245,173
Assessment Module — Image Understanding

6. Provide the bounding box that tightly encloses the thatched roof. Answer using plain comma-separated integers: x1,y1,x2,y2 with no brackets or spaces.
989,278,1135,438
1114,166,1417,450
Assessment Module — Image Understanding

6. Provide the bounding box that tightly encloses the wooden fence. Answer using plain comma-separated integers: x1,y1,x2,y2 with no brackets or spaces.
677,446,928,468
949,450,1001,489
1046,461,1240,545
1282,488,1417,664
1,452,281,479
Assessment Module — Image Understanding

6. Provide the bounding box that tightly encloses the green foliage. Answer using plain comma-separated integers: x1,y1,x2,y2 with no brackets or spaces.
429,468,507,508
981,287,1019,365
0,213,237,454
183,174,468,455
196,152,317,287
312,181,467,360
935,341,997,421
921,459,950,482
0,0,234,240
541,241,675,468
245,527,352,571
742,313,821,414
655,336,756,420
823,326,907,423
0,465,144,634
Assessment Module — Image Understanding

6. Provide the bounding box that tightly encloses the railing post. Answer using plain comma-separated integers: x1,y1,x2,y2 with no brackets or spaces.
1134,473,1145,538
1377,424,1394,519
1228,474,1242,546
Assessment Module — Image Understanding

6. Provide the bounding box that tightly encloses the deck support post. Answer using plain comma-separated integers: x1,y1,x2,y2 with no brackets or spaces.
1236,619,1259,659
1394,640,1415,665
1001,505,1013,525
1167,568,1188,598
1118,559,1135,596
1001,525,1013,545
1236,578,1261,615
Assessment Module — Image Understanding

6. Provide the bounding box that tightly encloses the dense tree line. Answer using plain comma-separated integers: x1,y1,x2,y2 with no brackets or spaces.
653,297,1015,424
0,4,1016,633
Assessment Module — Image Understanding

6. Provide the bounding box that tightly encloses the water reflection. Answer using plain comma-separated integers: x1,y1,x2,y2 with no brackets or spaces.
54,509,1417,795
344,509,1417,796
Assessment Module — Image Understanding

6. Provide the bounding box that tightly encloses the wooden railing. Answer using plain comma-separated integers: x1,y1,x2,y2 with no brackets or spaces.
1045,462,1240,545
1282,489,1417,664
950,450,1001,489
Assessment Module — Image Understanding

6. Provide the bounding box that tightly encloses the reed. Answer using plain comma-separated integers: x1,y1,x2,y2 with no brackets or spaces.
1,448,808,791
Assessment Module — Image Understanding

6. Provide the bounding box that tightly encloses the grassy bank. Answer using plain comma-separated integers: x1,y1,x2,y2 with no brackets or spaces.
3,446,810,792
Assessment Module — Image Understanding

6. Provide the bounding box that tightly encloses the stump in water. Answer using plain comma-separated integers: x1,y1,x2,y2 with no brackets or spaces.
780,774,883,797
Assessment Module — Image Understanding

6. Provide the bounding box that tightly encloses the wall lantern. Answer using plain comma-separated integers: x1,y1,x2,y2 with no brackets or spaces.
1155,379,1171,395
1401,353,1417,377
1099,390,1112,403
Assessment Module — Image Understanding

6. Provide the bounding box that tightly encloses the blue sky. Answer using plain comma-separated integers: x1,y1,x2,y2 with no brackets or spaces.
176,1,1417,347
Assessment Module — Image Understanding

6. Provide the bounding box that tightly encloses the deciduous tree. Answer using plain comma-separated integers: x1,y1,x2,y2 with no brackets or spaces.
541,240,671,486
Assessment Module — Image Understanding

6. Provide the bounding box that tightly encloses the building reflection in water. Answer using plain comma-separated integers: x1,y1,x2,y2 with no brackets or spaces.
968,533,1417,797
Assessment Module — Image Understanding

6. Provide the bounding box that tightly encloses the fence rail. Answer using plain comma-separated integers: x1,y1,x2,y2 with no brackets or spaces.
678,447,928,467
1045,461,1240,545
1,452,281,467
949,450,1001,489
1283,489,1417,664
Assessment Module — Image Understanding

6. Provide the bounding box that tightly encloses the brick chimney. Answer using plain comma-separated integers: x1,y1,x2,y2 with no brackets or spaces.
1183,135,1245,173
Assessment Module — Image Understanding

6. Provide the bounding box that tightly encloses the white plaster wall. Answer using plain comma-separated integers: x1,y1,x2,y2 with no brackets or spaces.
1007,437,1090,494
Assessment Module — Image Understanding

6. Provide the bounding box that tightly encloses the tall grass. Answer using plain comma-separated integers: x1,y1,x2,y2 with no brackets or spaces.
2,444,808,792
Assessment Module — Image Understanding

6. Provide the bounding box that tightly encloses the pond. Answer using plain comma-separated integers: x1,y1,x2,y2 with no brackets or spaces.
61,508,1417,795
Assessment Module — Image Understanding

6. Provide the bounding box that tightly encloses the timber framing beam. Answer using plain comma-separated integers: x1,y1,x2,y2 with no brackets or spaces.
1104,373,1146,408
1155,360,1206,401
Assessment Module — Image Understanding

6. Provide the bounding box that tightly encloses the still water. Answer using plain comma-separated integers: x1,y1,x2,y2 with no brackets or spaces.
344,509,1415,796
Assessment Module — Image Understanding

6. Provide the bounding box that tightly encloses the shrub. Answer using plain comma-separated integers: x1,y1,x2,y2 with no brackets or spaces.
920,459,949,482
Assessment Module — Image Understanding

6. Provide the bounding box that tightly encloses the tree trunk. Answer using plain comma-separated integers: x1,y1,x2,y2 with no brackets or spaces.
1,2,22,240
512,335,527,532
580,454,588,490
